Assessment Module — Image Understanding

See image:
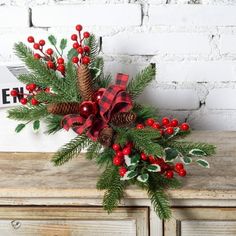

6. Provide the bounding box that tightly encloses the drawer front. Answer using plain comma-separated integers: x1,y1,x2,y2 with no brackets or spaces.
0,207,149,236
164,207,236,236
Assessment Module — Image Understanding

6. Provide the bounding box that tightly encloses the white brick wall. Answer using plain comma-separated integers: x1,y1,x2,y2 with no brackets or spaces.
1,1,236,151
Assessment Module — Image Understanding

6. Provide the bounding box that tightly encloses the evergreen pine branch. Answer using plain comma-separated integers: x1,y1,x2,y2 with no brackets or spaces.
86,142,103,160
167,141,216,156
133,103,159,122
8,105,48,121
51,134,92,166
96,74,112,89
96,147,114,167
36,91,69,103
84,34,99,63
127,65,156,99
45,115,63,134
102,171,126,213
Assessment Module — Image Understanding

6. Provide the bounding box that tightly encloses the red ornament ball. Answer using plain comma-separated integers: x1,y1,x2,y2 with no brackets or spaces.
34,53,41,59
145,118,155,126
152,122,161,129
47,61,54,69
178,169,187,177
92,90,104,103
119,167,127,177
46,48,53,55
76,24,83,31
84,46,90,53
140,152,148,161
136,124,144,129
72,56,79,64
123,147,131,156
113,156,123,166
162,117,170,126
10,90,18,97
180,123,190,131
171,119,179,127
165,170,174,179
31,98,39,106
33,43,40,50
27,36,34,43
166,127,174,135
71,34,78,41
112,144,120,152
77,47,84,54
82,56,90,64
39,39,45,46
57,57,64,64
20,98,28,105
79,101,97,118
83,32,90,38
175,162,184,172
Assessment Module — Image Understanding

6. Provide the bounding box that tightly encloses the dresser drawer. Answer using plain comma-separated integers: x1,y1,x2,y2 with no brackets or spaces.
164,207,236,236
0,206,149,236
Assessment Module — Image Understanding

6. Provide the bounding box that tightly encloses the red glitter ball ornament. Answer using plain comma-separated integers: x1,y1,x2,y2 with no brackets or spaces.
79,101,97,118
92,90,104,103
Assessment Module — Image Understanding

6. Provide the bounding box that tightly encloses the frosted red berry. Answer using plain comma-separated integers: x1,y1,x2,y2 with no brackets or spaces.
39,39,45,46
112,144,120,152
76,24,83,31
166,170,174,179
171,119,179,127
20,98,27,105
178,169,187,177
33,43,40,50
10,90,18,97
46,48,53,55
72,56,79,64
57,57,64,64
180,123,190,131
162,117,170,125
73,42,80,49
27,36,34,43
117,151,124,158
31,98,39,106
152,122,161,129
175,163,184,172
113,156,123,166
123,147,131,156
34,53,41,59
84,46,90,53
136,124,144,129
77,47,84,54
71,34,78,41
145,118,155,126
140,153,148,161
166,127,174,135
83,32,90,38
119,167,127,177
82,56,90,64
57,64,65,73
28,83,36,91
47,61,54,69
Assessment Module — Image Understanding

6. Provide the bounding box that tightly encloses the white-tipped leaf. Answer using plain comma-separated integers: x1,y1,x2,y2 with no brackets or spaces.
196,159,210,168
189,149,207,156
120,170,138,181
137,173,149,183
147,164,161,172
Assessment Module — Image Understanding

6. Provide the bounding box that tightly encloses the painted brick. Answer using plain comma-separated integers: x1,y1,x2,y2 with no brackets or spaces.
102,33,210,55
32,4,141,27
0,7,29,28
206,88,236,110
220,35,236,54
138,88,200,110
149,5,236,26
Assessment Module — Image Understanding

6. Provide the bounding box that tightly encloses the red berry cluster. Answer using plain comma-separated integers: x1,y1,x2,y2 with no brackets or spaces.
136,117,190,136
10,84,50,106
27,36,65,75
71,24,91,65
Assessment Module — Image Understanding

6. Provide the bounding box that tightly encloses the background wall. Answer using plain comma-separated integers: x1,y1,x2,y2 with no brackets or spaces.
0,0,235,151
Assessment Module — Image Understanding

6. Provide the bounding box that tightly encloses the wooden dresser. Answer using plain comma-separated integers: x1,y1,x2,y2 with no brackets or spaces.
0,131,235,236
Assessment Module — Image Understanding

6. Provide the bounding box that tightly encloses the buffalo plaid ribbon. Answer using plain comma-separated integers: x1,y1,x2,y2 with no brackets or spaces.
62,73,132,141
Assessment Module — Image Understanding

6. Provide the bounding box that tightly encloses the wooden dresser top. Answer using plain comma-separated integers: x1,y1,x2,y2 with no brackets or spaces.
0,131,235,200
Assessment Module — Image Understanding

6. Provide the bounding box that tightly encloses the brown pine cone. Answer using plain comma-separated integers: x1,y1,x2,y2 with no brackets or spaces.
110,112,137,127
98,127,114,147
47,102,80,115
77,64,93,101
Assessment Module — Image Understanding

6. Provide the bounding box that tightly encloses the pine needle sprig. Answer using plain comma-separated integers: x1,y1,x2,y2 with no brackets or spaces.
127,65,156,99
45,115,63,134
84,34,100,63
51,134,92,166
7,105,48,121
86,142,103,160
96,148,114,167
36,91,69,103
133,103,159,122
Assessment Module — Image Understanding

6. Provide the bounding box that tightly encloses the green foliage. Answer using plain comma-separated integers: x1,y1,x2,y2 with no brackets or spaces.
86,142,103,160
8,105,48,121
133,103,159,122
96,148,114,167
84,34,99,63
48,35,57,46
15,123,26,133
97,166,118,190
127,65,156,99
51,135,92,166
33,120,40,131
45,115,63,134
60,38,67,51
67,48,78,61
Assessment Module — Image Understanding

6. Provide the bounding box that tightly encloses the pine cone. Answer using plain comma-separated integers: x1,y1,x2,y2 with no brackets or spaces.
77,64,93,101
47,102,80,115
98,127,114,147
110,112,137,127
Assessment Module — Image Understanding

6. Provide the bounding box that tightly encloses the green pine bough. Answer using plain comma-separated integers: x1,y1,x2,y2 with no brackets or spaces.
7,24,216,220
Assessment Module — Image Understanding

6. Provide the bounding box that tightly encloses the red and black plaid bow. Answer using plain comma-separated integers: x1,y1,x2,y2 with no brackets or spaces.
61,73,133,141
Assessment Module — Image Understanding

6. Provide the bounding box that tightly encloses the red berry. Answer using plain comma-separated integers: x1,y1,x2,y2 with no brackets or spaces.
175,163,184,172
76,24,83,31
140,152,148,161
112,144,120,152
47,61,54,69
77,47,84,54
72,56,79,64
27,36,34,43
10,90,18,97
73,42,80,49
117,151,124,158
171,119,179,127
44,87,51,93
166,170,174,179
39,39,45,46
149,155,156,164
152,122,161,129
119,167,127,177
162,117,170,125
113,156,123,166
166,127,174,135
57,57,64,64
145,118,155,126
136,124,144,129
33,43,40,50
160,129,164,136
20,98,27,105
83,32,90,38
178,169,187,177
82,56,90,64
31,98,39,106
46,48,53,55
84,46,90,53
71,34,78,41
126,142,133,149
57,64,65,73
123,147,131,156
26,83,36,91
34,53,41,59
162,163,171,171
180,123,190,131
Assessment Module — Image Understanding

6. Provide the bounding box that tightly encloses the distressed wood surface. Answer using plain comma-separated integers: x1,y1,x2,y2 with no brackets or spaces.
0,131,235,200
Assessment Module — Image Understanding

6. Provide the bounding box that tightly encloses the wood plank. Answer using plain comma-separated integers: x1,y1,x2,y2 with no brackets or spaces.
0,131,235,200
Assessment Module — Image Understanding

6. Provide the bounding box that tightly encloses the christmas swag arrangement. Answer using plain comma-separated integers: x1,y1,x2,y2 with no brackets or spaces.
8,24,216,219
